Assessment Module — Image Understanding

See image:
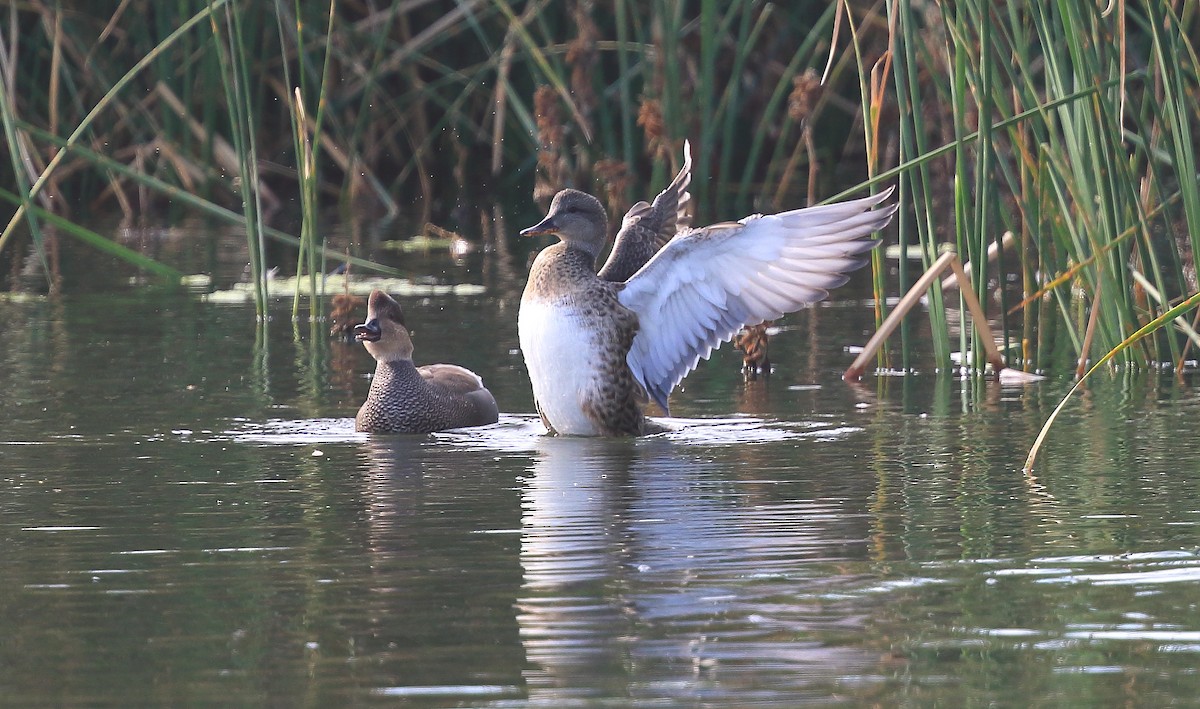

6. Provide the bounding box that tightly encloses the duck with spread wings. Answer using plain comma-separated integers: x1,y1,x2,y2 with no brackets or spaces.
518,142,895,436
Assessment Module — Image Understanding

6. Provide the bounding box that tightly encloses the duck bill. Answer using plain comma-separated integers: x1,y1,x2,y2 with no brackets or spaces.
353,319,381,343
519,215,559,237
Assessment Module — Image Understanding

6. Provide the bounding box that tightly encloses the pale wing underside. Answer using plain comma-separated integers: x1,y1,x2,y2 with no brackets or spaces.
618,188,897,412
598,142,693,282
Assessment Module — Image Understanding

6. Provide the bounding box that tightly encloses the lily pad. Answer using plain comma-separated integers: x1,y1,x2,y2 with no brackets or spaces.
199,274,485,303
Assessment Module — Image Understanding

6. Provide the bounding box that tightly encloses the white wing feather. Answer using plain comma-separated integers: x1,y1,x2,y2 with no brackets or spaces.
618,188,896,412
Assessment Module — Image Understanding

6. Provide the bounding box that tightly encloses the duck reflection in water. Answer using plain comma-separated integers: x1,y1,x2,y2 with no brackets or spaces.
354,437,528,696
515,435,885,702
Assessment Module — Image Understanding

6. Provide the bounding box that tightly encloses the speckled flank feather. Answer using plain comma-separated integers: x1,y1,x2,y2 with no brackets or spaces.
520,244,645,436
355,361,498,434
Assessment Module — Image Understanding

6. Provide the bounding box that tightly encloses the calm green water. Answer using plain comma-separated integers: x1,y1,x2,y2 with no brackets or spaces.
2,266,1200,706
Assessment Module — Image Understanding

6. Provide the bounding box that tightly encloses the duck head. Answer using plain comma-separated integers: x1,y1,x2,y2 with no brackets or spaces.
520,189,609,260
354,290,414,362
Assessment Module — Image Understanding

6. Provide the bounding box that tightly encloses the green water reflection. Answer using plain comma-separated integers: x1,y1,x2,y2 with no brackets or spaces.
1,288,1198,706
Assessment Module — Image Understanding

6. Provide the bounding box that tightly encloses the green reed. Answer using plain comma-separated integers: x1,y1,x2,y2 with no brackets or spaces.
0,1,1195,389
0,0,230,277
0,0,405,301
0,186,182,281
0,65,46,283
209,0,269,317
1,4,861,274
886,0,949,371
15,120,399,278
880,0,1198,374
278,0,338,330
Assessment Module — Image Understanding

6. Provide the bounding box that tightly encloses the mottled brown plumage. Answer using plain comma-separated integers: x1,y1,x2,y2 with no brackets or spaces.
518,150,694,436
596,143,691,282
518,142,895,437
354,290,498,434
523,239,646,436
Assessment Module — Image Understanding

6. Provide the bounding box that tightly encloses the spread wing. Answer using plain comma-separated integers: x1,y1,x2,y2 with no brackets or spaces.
618,188,896,412
598,142,692,282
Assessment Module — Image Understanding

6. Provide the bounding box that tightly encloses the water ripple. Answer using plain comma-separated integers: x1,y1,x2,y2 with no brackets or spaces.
222,414,861,451
1038,567,1200,586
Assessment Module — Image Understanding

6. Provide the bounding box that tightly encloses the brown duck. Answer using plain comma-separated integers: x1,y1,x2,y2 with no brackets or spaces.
354,290,498,433
518,142,895,436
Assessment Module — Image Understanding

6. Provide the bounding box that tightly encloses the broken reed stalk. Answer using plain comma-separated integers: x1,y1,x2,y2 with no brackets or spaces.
939,231,1014,292
292,86,316,324
843,251,1006,381
1077,281,1103,379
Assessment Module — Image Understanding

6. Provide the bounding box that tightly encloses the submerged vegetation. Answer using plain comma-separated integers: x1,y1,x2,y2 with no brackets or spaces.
0,1,1197,382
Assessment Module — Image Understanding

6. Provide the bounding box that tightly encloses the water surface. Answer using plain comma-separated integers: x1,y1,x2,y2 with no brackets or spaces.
2,282,1199,707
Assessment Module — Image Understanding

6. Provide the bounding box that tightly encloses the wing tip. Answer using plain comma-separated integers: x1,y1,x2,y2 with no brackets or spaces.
651,390,670,415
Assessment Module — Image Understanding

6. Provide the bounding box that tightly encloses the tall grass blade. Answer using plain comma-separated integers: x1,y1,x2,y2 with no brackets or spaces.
209,0,268,317
0,48,48,282
0,0,231,252
0,187,182,281
1025,289,1200,474
15,120,399,277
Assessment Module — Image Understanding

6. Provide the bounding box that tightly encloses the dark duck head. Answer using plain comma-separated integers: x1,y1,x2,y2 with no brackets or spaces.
353,290,499,434
354,290,414,362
